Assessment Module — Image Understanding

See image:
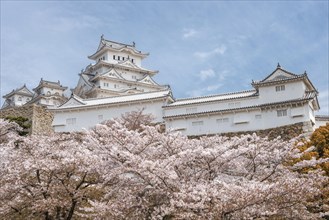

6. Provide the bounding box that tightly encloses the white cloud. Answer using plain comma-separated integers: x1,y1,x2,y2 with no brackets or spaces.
186,83,223,97
199,69,216,81
182,28,197,38
218,70,230,81
207,84,222,91
194,45,226,59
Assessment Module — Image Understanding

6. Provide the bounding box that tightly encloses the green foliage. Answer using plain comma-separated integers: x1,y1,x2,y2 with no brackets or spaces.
5,116,31,136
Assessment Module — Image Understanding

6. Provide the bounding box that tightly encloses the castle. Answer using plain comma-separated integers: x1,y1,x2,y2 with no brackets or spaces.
2,36,327,135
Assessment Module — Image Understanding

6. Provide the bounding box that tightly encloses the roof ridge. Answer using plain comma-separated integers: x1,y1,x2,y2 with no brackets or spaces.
103,38,134,48
176,89,256,101
260,66,301,82
83,89,170,102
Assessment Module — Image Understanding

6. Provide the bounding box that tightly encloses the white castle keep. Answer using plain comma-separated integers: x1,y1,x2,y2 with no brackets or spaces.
2,36,327,135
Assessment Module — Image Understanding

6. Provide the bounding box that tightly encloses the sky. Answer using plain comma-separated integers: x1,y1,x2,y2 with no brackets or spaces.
1,1,328,115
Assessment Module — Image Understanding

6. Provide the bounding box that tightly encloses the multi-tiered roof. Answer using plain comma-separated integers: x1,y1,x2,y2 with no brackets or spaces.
73,35,168,98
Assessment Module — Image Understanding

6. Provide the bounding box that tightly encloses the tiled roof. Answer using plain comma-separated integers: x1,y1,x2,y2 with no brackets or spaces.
3,84,34,98
33,79,68,91
164,97,315,119
315,115,329,121
252,74,306,86
88,36,149,59
260,66,299,82
52,89,172,110
164,90,257,107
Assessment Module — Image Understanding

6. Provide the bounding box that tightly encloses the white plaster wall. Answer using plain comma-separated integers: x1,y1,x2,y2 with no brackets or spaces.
164,97,259,117
13,94,31,106
258,81,305,103
103,51,142,67
166,103,312,136
39,87,64,96
52,100,165,132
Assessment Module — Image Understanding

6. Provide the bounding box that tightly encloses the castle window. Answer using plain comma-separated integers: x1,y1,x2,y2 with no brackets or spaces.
275,85,285,92
113,55,116,59
122,57,125,61
228,102,240,108
118,56,121,61
217,118,229,123
131,59,134,63
18,96,22,101
132,75,137,79
104,82,109,87
66,118,76,125
192,121,203,126
255,114,262,119
277,109,287,117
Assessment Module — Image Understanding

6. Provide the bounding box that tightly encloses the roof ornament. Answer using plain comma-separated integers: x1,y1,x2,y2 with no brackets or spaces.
101,34,104,40
133,41,135,47
277,63,281,68
304,70,307,75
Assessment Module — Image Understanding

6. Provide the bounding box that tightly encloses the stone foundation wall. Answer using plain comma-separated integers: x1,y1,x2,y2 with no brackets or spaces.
0,104,54,135
190,122,313,141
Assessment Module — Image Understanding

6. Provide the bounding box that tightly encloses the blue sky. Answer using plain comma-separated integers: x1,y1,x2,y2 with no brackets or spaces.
1,1,328,114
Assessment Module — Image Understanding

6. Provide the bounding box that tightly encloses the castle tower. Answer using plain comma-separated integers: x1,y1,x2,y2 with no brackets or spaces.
73,35,168,98
29,79,68,107
1,84,33,108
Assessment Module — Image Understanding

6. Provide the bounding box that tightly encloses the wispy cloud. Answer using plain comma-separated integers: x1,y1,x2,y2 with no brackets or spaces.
186,83,223,97
206,84,222,91
182,28,197,38
194,45,226,59
199,69,216,81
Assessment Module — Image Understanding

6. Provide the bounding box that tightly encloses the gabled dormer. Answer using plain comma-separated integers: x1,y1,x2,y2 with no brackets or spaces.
2,84,34,108
58,94,86,108
138,75,160,85
252,64,318,104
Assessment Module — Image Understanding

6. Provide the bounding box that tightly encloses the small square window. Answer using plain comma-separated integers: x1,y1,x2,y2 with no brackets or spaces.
277,109,287,117
275,85,285,92
255,114,262,119
192,121,203,126
66,118,76,125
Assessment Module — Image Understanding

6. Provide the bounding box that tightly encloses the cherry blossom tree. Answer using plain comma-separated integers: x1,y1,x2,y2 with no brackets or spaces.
0,119,106,219
0,115,327,219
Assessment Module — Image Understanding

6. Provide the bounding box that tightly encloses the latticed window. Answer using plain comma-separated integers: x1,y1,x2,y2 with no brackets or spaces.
277,109,287,117
275,85,285,92
66,118,76,125
192,121,203,126
217,118,229,123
